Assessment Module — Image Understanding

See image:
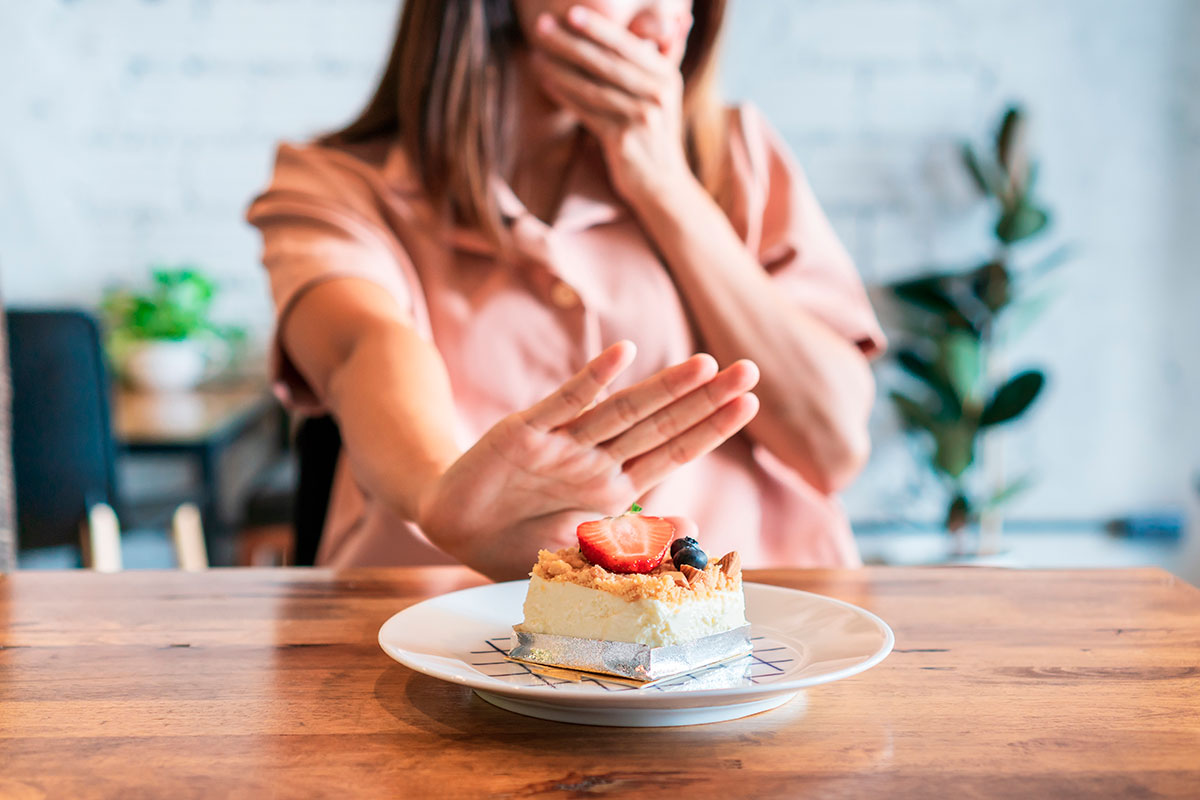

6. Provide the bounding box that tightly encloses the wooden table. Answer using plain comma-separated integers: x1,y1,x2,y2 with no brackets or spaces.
2,567,1198,799
112,383,275,448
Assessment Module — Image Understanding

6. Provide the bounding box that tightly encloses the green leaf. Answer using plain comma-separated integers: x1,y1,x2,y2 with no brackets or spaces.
980,371,1046,427
970,260,1010,313
938,331,983,406
890,276,980,337
99,266,229,343
933,421,976,479
961,143,998,197
889,390,937,434
984,474,1035,510
996,201,1050,244
996,106,1026,179
896,349,961,418
629,503,643,514
891,276,955,313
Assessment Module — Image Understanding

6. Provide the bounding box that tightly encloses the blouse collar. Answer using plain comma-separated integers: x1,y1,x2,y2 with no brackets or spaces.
382,136,626,257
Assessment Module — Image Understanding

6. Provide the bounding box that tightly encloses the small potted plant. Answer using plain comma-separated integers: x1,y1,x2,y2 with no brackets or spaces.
101,267,243,392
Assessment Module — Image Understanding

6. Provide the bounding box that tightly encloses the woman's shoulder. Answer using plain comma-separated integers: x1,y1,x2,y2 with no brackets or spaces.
711,102,835,254
249,135,427,233
265,136,394,195
711,102,794,225
722,101,764,138
721,101,796,188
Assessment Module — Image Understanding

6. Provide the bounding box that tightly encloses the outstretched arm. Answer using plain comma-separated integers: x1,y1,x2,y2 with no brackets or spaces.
281,276,759,579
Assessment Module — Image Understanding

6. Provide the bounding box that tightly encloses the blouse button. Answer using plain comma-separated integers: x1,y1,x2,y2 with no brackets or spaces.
550,280,580,309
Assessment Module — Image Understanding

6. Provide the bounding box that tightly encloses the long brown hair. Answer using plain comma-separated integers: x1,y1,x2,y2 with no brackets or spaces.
322,0,729,242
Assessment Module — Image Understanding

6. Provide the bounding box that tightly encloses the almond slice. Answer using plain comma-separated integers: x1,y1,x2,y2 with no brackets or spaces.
679,564,705,586
718,551,742,578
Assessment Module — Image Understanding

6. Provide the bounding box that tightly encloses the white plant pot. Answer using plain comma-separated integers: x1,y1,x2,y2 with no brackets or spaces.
124,339,209,391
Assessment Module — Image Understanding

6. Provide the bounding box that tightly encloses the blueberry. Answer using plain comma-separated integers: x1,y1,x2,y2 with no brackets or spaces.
669,537,699,557
672,545,708,571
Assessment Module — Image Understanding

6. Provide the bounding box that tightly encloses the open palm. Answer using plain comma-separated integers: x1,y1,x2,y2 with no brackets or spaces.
418,341,759,579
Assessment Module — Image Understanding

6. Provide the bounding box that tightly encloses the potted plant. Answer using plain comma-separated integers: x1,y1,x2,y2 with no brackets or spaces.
886,105,1069,557
101,268,244,392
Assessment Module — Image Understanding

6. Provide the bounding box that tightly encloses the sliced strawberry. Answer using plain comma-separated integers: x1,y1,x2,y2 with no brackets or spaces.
576,508,676,574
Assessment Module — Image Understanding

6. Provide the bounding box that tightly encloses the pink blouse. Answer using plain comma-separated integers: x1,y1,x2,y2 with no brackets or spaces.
247,104,885,570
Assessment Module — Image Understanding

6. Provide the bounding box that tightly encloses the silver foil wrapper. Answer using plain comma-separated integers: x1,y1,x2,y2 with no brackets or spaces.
507,624,753,682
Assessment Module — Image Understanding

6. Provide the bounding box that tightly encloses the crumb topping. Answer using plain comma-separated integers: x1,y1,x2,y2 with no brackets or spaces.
530,546,742,604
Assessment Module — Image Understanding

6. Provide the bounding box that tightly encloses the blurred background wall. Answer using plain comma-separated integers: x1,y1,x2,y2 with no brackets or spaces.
1,0,1197,528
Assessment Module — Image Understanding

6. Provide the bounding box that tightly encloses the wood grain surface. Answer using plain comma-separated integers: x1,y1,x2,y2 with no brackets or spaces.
1,567,1198,799
112,383,271,445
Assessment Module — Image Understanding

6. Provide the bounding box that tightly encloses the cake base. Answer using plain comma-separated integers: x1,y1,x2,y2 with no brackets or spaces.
507,624,753,681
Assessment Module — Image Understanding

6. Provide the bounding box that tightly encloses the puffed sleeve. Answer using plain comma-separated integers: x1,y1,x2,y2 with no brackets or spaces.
730,104,886,357
246,143,426,413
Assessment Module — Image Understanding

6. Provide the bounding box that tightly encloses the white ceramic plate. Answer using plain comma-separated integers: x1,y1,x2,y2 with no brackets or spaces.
378,581,893,727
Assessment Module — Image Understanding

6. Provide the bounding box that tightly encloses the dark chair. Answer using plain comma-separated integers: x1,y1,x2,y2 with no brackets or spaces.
238,414,341,567
0,303,14,572
292,415,341,566
7,309,120,567
7,308,209,570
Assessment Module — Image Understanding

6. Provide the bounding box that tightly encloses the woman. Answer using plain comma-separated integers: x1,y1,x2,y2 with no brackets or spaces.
248,0,884,580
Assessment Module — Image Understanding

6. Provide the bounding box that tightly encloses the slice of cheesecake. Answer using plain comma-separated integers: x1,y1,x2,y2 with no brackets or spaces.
516,545,746,648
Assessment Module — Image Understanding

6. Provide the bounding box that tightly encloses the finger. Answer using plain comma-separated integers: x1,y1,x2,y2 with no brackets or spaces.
562,353,718,445
534,14,660,99
623,393,761,495
522,340,637,430
663,515,698,543
533,52,643,121
535,72,625,141
604,360,760,463
536,79,623,143
564,5,670,74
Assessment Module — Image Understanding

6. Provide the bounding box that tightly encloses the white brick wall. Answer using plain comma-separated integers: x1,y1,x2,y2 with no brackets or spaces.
1,0,1197,524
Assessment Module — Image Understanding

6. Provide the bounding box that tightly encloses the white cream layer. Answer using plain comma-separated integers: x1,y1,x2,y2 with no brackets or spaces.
516,574,747,648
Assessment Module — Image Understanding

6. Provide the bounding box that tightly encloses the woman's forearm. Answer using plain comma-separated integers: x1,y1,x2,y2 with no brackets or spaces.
325,325,462,521
283,279,461,525
628,174,875,494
